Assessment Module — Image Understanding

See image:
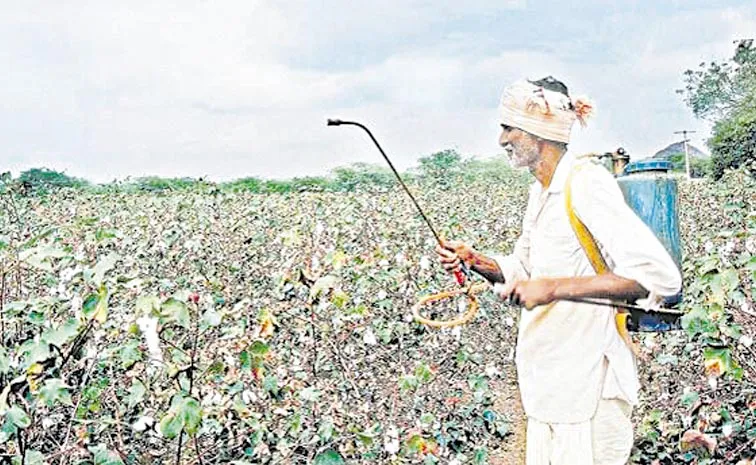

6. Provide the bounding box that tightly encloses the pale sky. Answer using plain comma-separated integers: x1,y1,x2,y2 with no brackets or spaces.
2,1,754,183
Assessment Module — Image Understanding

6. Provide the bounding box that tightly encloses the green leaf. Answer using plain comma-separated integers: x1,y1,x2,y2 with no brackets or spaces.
135,295,161,316
0,347,9,374
42,318,81,348
27,310,46,326
472,448,488,465
331,290,349,309
12,450,47,465
720,268,740,292
313,449,345,465
90,444,125,465
93,286,109,323
81,286,109,323
82,293,100,319
249,341,269,357
468,373,489,392
239,350,251,372
181,397,202,435
414,363,434,383
399,375,419,392
119,339,143,369
263,375,279,395
159,396,202,438
39,379,73,407
6,406,31,429
162,298,190,328
159,411,183,439
125,380,146,409
22,340,51,370
703,347,739,378
681,391,700,408
420,413,435,427
318,418,334,442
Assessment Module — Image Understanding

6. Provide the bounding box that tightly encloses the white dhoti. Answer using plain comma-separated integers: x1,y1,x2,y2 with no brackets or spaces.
525,398,634,465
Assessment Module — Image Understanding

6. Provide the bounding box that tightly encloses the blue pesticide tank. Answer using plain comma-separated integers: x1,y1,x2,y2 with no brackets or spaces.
616,159,683,330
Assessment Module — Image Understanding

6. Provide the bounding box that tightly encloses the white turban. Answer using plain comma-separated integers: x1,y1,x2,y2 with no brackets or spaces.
499,79,594,143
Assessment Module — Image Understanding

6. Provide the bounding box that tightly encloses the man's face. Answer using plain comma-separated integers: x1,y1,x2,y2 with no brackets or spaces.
499,125,541,168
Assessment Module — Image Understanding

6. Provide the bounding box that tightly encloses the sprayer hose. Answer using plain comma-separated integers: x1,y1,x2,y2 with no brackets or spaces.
411,283,490,328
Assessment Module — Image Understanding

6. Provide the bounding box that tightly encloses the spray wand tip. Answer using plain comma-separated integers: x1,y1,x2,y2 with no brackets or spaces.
327,118,343,126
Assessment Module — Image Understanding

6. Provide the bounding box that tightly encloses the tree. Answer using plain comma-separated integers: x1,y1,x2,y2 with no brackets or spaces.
678,39,756,179
679,39,756,121
417,149,462,187
17,168,88,192
707,108,756,179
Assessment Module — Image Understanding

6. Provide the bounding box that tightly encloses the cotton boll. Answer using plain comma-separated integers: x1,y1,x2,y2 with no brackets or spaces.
452,326,462,342
363,328,377,346
132,416,154,432
384,437,400,455
136,316,163,367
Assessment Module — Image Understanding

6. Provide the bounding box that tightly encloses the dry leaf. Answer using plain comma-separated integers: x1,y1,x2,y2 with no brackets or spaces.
681,429,717,454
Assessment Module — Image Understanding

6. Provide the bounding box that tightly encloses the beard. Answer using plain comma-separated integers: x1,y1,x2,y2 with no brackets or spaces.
506,140,540,168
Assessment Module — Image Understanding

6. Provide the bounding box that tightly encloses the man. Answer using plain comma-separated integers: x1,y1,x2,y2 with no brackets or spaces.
435,77,682,464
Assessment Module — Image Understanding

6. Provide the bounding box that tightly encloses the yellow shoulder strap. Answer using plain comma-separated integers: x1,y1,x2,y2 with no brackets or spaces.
565,162,637,355
564,164,610,275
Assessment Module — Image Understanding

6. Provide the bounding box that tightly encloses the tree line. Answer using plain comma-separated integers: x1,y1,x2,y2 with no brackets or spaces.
1,151,525,195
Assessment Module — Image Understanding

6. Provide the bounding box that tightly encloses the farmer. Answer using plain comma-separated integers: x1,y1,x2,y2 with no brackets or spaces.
435,77,682,464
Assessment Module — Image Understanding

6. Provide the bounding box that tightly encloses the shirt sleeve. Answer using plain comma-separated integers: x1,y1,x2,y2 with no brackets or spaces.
491,182,537,284
570,163,682,308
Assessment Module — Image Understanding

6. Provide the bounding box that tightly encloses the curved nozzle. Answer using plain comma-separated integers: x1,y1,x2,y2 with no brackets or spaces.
327,118,344,126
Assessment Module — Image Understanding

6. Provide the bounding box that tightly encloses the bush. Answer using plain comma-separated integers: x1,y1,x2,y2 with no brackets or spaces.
224,177,263,193
666,152,712,178
331,163,395,192
131,176,199,192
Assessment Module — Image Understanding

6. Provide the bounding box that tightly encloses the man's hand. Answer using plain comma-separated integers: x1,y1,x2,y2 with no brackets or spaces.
495,278,558,310
434,239,474,273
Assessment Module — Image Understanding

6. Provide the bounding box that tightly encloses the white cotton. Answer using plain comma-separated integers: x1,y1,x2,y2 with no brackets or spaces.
132,415,154,432
384,437,400,455
363,328,377,346
136,316,163,367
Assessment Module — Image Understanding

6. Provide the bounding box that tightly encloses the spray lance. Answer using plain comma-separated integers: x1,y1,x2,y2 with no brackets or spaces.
327,118,471,287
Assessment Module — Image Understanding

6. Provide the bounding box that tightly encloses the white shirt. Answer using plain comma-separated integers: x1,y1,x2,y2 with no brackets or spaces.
492,152,682,423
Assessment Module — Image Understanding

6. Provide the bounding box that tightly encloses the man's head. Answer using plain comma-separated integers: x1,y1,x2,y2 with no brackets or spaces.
498,76,593,168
